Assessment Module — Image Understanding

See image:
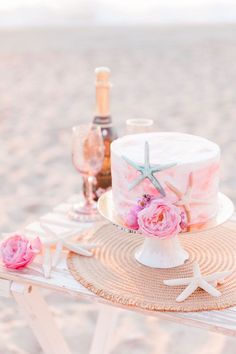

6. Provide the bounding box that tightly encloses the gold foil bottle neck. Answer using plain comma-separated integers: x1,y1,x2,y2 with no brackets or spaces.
95,67,111,116
95,67,111,88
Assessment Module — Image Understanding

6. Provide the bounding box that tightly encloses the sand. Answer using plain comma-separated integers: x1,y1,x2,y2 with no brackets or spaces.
0,25,236,353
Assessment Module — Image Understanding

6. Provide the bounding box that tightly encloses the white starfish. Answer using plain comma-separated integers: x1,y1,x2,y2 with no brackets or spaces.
163,263,233,302
166,172,209,212
122,141,176,196
40,223,97,278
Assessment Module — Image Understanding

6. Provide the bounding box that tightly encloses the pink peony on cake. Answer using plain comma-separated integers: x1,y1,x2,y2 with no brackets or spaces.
111,132,220,233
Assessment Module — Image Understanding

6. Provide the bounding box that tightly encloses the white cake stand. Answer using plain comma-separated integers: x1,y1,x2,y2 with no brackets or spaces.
97,190,234,269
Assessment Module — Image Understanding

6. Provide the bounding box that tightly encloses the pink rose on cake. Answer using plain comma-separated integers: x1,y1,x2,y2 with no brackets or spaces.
126,205,142,230
179,210,188,232
0,234,41,269
126,194,154,230
137,198,182,239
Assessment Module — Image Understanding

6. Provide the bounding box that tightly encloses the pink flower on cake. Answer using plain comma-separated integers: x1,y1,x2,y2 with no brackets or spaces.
137,194,155,208
126,205,142,230
137,198,182,239
180,210,188,232
126,194,154,230
0,234,41,269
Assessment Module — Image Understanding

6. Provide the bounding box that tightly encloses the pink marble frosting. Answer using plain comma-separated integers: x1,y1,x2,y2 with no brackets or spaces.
111,132,220,228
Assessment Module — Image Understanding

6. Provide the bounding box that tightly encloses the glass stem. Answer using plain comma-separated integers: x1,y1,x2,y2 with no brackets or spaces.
83,175,94,206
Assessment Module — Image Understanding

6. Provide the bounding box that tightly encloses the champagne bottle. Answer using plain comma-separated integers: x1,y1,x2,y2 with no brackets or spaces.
87,67,118,200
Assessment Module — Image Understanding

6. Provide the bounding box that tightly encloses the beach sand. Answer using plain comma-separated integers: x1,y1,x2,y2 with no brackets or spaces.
0,25,236,353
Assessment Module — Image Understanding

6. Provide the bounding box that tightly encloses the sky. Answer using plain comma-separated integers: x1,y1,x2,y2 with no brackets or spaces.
0,0,236,26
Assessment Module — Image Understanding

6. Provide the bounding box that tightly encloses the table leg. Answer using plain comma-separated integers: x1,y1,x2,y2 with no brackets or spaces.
11,282,71,354
89,303,120,354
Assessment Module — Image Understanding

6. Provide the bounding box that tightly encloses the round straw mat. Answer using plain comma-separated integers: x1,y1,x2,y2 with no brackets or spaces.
67,222,236,312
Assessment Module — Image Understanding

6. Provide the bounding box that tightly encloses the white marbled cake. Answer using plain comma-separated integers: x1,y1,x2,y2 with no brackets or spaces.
111,132,220,227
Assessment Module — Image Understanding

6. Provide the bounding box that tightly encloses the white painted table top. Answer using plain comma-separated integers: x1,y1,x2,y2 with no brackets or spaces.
0,196,236,337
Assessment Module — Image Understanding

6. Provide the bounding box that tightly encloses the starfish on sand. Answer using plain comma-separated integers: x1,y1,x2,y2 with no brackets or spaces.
122,141,176,196
163,263,233,302
40,223,97,278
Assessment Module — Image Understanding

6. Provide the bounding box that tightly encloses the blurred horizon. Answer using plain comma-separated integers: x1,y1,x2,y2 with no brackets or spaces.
1,0,236,27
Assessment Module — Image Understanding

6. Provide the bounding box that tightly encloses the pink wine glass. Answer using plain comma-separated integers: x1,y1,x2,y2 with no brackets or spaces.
69,124,104,221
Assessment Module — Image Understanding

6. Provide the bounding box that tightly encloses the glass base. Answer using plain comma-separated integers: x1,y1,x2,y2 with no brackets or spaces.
68,201,102,222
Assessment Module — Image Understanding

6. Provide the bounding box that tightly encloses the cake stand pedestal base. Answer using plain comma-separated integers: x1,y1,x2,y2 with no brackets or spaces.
135,236,189,269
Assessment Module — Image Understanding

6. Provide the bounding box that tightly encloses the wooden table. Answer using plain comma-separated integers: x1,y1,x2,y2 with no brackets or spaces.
0,197,235,354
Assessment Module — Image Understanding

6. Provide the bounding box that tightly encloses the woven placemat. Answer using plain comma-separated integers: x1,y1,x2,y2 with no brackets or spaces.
67,222,236,312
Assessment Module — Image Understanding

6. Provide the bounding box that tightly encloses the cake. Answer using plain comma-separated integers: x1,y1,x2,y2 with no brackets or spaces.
111,132,220,232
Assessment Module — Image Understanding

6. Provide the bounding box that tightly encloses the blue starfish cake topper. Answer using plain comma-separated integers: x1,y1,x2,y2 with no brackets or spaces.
122,141,176,196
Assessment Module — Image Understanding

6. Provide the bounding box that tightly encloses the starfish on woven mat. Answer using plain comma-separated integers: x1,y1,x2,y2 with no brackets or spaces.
122,141,176,196
40,223,97,279
163,263,233,302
